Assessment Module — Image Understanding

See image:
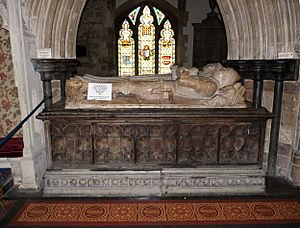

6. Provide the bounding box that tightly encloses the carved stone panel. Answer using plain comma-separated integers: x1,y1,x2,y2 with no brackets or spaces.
219,123,261,164
178,124,219,164
51,123,92,167
93,124,177,165
44,110,267,169
136,125,177,164
94,124,135,165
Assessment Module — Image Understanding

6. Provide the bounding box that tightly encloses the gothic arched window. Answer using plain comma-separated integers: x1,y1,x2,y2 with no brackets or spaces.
117,3,176,76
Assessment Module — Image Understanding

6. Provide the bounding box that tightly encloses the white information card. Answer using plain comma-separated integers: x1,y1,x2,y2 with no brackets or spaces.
37,48,52,58
87,83,112,100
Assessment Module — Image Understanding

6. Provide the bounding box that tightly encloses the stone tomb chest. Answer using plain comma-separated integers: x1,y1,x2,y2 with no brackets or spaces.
34,60,276,196
39,105,270,196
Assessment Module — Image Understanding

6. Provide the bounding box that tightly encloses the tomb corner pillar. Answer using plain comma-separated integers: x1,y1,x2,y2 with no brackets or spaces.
31,59,79,109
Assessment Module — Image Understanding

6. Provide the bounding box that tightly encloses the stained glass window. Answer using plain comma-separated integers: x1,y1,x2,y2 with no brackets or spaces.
128,6,140,25
153,7,165,25
118,20,135,76
117,4,176,77
159,20,175,74
138,6,155,75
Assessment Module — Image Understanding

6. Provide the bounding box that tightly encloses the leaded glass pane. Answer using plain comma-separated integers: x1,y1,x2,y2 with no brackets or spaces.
159,20,175,74
153,6,165,25
138,6,155,75
128,6,140,25
118,20,135,76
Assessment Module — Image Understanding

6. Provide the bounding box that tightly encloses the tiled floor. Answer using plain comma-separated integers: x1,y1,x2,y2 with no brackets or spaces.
0,177,299,227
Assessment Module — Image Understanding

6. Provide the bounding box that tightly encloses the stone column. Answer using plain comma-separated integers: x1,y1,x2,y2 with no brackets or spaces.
6,0,45,190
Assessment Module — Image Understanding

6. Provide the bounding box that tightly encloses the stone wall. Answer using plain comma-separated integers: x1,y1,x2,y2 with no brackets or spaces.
278,81,299,179
243,77,300,183
291,95,300,184
77,0,116,76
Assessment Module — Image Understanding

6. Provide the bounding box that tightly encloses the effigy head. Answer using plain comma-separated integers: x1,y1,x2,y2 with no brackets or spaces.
203,63,223,74
178,66,199,77
211,67,241,88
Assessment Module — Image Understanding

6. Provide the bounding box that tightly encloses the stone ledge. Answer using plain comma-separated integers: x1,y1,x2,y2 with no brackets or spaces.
43,167,265,197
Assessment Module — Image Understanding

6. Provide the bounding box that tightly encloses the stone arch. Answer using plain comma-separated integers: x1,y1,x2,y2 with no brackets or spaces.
22,0,300,60
217,0,300,59
23,0,87,58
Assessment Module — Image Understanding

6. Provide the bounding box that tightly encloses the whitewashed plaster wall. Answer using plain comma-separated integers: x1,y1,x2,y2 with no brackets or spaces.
2,0,300,190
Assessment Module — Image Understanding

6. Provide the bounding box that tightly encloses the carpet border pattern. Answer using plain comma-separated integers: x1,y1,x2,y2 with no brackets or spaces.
10,199,300,226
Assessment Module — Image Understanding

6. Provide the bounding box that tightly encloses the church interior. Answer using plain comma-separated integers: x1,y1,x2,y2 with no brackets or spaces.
0,0,300,227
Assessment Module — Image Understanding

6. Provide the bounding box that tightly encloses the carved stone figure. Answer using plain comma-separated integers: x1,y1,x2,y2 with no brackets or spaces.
65,63,246,108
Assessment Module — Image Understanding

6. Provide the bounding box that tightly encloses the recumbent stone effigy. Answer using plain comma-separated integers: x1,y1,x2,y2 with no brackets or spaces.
65,63,246,109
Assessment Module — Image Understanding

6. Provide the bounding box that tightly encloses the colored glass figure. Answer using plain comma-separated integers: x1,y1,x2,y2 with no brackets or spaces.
153,6,165,25
159,20,175,74
128,6,140,25
118,20,135,76
138,6,155,75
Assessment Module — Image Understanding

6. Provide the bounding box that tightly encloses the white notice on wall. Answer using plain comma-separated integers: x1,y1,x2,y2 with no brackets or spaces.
37,48,52,58
87,83,112,100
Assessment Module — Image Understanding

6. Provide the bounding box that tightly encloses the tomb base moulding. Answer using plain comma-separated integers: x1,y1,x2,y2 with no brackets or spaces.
44,168,265,197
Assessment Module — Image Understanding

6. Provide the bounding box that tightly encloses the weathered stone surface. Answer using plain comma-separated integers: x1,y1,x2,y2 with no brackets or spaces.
43,168,265,196
279,83,300,145
277,144,294,157
47,119,264,169
276,167,289,178
51,80,61,103
77,0,116,76
66,64,247,109
276,154,291,169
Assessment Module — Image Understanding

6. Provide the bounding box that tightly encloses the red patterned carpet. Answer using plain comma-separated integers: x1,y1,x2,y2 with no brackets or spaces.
0,200,15,221
8,199,300,226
